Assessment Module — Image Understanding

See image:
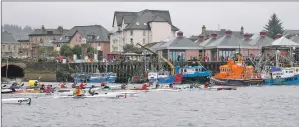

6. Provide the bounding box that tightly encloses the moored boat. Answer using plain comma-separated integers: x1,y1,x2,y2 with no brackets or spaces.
262,66,299,85
211,55,264,86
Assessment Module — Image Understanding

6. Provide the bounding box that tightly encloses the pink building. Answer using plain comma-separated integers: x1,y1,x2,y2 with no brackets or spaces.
53,25,110,58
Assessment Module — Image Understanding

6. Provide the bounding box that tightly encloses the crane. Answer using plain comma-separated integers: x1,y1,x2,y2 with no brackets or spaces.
136,43,175,76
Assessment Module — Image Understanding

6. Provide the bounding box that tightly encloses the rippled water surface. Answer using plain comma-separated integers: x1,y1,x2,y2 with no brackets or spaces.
2,85,299,127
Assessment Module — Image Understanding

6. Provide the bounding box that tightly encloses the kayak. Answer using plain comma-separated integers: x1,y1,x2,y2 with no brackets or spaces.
199,87,237,91
1,89,13,94
12,92,52,96
2,98,32,105
148,89,181,92
54,93,122,99
15,89,40,93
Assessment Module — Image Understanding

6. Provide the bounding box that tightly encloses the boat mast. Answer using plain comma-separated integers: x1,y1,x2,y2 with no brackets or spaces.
275,50,280,67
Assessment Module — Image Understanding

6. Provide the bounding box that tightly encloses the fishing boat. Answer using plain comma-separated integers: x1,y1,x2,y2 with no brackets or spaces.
211,55,264,86
148,71,183,84
175,66,212,83
2,98,31,105
73,72,117,83
261,66,299,85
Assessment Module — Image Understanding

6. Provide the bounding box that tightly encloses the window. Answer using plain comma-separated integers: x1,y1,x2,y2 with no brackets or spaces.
143,38,146,44
143,30,146,36
8,45,11,51
130,30,133,36
57,44,60,47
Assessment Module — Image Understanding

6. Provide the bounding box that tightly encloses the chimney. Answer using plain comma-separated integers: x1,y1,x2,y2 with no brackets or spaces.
202,25,206,34
211,33,217,39
244,33,251,39
199,35,205,41
275,33,282,39
260,31,267,37
225,30,232,36
241,26,244,34
177,31,183,37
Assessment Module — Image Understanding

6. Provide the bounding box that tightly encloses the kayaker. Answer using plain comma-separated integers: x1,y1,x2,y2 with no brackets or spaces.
169,83,173,88
204,82,209,88
45,85,50,93
155,82,160,89
9,84,17,92
40,84,45,93
88,85,96,96
73,86,82,96
141,83,148,90
49,85,54,93
79,82,85,89
72,81,77,88
60,82,66,88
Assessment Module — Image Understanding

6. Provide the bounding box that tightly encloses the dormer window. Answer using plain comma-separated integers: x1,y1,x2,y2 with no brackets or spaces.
136,22,139,25
66,36,70,40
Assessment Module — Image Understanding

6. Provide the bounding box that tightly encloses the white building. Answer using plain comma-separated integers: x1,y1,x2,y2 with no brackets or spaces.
110,9,180,52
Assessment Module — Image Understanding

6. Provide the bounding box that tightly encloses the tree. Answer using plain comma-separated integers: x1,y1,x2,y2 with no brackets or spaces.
264,13,284,39
72,45,83,59
37,47,47,57
87,45,96,58
59,44,73,57
51,50,59,57
123,44,139,53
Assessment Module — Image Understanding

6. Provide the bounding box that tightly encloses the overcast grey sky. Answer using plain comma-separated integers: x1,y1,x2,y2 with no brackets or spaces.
2,2,299,36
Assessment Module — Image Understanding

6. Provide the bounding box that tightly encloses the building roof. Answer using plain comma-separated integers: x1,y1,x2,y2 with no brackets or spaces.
284,29,299,35
113,11,137,27
29,28,69,36
2,31,19,44
205,33,253,49
201,29,245,39
264,36,299,47
113,9,179,31
248,35,274,48
198,37,218,49
291,35,299,43
155,35,200,50
56,25,110,43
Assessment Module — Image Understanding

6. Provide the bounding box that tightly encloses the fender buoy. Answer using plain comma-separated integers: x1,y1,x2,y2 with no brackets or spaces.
257,74,261,78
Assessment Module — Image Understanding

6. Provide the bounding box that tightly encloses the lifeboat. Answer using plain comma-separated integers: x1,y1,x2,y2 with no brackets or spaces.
211,55,264,86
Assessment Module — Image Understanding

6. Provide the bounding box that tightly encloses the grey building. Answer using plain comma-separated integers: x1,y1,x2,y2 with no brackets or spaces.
1,31,20,58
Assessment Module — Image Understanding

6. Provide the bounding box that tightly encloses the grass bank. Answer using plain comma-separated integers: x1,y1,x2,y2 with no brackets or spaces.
23,69,56,82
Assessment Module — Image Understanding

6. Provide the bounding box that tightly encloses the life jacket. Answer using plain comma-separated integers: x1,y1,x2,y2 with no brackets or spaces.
141,84,148,90
79,84,84,89
75,89,80,95
45,87,50,93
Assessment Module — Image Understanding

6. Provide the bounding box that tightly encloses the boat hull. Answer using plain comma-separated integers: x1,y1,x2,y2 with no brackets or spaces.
264,74,299,85
212,78,264,86
2,98,31,105
149,76,175,84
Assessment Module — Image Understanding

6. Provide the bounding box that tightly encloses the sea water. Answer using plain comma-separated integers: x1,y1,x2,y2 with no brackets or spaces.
2,85,299,127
